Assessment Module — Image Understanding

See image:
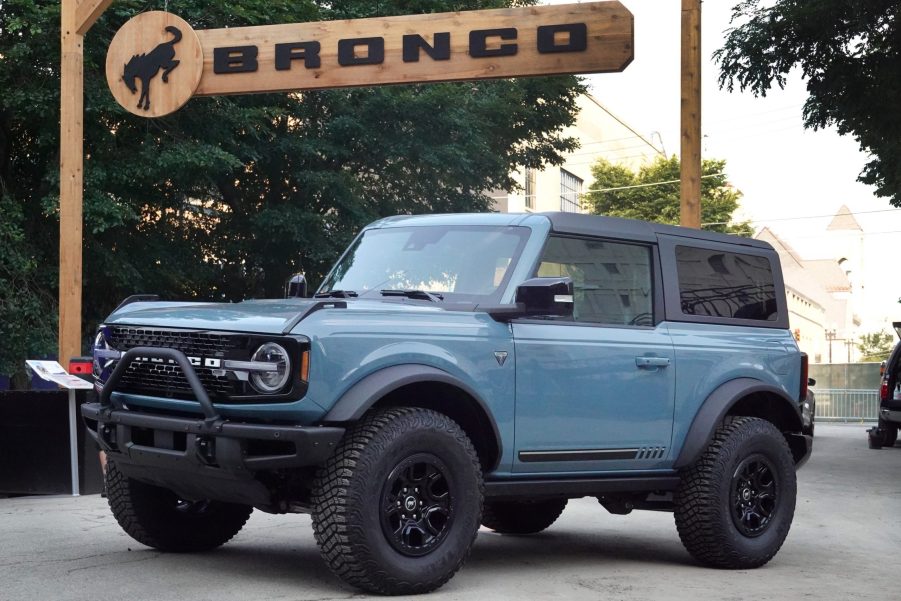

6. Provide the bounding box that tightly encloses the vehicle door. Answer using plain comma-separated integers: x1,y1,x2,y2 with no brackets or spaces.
512,235,675,473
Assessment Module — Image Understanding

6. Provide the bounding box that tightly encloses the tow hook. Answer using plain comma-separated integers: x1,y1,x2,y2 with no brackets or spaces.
197,437,216,464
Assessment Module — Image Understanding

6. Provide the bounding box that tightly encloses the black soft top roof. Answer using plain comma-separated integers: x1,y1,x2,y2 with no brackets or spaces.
539,212,772,250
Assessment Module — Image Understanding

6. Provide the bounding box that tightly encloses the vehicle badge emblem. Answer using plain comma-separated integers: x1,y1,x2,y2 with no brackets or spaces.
494,351,508,366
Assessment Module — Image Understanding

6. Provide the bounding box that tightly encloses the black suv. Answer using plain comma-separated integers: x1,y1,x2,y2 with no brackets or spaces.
869,322,901,448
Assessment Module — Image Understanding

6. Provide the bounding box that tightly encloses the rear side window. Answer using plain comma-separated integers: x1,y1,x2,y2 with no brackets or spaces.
675,246,776,321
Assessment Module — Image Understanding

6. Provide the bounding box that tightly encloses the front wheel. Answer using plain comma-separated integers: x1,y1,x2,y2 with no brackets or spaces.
674,417,797,569
311,408,483,595
106,461,252,552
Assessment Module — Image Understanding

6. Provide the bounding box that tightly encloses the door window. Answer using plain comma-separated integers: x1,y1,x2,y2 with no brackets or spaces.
536,236,653,325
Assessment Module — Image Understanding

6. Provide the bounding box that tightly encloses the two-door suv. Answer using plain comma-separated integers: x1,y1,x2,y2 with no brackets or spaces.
83,212,813,594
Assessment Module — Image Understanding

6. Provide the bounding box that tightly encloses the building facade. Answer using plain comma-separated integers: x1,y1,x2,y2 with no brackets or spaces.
491,94,664,214
756,216,861,364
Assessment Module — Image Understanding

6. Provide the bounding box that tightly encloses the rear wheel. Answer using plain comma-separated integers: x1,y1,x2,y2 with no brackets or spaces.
311,408,483,595
674,417,796,569
481,498,568,534
106,461,252,552
882,420,899,447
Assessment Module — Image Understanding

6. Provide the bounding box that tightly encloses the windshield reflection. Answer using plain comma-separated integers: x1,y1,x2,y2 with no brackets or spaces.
320,225,530,302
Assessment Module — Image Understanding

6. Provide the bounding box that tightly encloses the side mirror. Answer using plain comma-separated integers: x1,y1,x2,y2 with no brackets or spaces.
515,277,574,317
808,377,816,387
285,273,307,298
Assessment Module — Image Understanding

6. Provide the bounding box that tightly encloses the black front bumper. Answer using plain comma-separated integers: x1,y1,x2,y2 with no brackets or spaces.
83,402,344,472
81,346,344,508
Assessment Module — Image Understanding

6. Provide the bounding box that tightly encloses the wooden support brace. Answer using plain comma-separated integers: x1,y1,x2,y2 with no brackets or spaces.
76,0,114,35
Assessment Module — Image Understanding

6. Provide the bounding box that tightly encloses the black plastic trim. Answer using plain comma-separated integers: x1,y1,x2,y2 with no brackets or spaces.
82,401,345,471
484,475,680,499
323,364,502,470
673,378,804,469
113,294,160,313
518,449,638,462
281,300,347,334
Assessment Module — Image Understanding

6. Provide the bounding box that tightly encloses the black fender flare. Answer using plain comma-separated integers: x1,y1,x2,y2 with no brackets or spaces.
323,364,502,469
673,378,803,469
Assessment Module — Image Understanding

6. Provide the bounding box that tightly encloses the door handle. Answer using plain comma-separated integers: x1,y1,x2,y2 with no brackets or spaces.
635,356,671,369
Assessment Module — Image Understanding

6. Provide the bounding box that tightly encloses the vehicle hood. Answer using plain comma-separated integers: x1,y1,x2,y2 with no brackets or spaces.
105,298,462,334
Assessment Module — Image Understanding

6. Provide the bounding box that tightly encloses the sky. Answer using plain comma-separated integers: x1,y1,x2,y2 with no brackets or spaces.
572,0,901,332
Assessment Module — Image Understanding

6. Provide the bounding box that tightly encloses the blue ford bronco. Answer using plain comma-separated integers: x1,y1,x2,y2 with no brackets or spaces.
83,212,813,594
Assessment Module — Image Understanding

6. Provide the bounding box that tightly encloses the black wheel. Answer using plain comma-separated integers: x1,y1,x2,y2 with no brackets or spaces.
871,420,899,448
105,461,252,552
481,498,568,534
674,416,797,569
311,408,483,595
881,420,898,447
868,427,884,449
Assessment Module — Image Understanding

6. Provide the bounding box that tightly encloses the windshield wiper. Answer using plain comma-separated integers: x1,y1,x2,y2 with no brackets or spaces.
380,289,444,302
314,290,359,298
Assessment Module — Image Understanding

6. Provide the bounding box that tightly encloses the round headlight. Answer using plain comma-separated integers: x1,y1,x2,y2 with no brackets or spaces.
249,343,291,394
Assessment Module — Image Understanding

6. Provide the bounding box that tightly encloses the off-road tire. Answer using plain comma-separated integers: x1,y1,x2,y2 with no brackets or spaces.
674,416,796,569
872,420,899,448
868,427,884,449
106,461,252,552
311,408,483,595
481,498,568,534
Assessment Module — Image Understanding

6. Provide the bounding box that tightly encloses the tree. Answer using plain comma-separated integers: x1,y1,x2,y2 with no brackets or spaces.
857,331,895,363
583,156,753,236
0,0,584,382
715,1,901,206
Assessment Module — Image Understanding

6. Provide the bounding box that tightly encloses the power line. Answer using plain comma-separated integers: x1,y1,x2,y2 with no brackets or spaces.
589,172,726,193
701,207,901,227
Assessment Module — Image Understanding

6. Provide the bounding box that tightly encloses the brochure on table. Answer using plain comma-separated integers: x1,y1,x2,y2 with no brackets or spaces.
26,360,93,390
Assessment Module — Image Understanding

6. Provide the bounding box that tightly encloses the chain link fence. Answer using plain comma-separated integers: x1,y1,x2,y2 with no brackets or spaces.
813,388,880,422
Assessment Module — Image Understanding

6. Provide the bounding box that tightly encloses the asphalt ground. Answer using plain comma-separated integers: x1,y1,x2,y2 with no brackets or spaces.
1,423,898,601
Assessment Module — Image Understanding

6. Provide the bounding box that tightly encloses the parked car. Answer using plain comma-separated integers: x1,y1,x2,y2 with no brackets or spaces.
868,322,901,448
82,212,813,594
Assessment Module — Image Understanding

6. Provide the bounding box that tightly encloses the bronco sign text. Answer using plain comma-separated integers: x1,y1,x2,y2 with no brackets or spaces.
106,2,632,117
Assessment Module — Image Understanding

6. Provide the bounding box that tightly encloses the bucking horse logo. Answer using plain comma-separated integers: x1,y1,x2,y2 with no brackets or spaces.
122,26,182,111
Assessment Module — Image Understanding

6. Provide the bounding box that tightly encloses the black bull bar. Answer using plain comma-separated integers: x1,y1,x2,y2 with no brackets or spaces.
81,347,344,506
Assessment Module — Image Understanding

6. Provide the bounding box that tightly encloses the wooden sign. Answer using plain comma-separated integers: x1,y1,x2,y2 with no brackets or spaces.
106,2,633,117
106,12,203,117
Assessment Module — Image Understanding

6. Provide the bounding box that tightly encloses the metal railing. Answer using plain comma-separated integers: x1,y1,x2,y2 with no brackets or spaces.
813,388,880,422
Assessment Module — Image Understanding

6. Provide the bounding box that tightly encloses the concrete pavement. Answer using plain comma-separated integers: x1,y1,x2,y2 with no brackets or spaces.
1,424,898,601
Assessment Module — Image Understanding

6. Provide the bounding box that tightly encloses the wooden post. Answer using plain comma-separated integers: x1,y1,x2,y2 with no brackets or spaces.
680,0,701,228
59,0,84,366
59,0,113,365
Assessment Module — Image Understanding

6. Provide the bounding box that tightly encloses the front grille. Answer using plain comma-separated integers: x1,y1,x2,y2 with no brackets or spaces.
107,327,243,358
121,359,239,398
105,326,249,401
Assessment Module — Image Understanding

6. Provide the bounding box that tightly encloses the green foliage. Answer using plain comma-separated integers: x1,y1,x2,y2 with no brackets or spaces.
715,1,901,206
0,0,584,382
583,156,753,236
857,331,895,363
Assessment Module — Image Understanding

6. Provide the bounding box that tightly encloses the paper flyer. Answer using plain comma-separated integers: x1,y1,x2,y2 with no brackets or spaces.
25,360,94,390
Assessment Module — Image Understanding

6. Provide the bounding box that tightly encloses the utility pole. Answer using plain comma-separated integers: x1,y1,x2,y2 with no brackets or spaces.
680,0,702,228
58,0,114,365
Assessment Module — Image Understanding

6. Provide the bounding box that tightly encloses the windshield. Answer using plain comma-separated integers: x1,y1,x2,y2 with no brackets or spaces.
319,225,530,302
